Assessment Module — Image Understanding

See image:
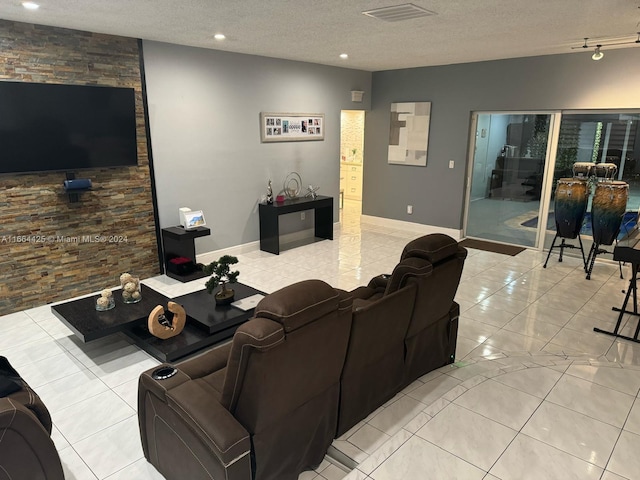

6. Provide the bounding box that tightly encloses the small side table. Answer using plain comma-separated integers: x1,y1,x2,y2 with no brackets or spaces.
161,226,210,282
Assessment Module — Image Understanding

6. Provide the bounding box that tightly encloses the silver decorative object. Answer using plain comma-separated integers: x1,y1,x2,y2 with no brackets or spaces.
266,179,273,204
305,185,320,199
284,172,302,198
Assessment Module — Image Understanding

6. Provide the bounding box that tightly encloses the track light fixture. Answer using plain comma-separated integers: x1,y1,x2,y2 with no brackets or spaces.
573,33,640,60
592,45,604,61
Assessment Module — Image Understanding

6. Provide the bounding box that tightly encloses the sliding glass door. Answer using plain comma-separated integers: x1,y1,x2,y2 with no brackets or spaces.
543,112,640,250
464,112,558,247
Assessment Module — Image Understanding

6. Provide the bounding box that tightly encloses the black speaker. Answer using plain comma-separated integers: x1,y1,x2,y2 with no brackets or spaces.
63,178,92,191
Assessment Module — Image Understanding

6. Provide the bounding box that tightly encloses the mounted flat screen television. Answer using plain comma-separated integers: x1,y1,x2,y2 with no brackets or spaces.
0,81,138,174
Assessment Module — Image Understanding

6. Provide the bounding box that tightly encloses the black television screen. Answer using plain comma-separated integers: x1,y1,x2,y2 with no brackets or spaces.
0,81,138,174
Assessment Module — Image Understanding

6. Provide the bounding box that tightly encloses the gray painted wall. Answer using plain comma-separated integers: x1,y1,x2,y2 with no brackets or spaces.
142,41,371,252
365,48,640,230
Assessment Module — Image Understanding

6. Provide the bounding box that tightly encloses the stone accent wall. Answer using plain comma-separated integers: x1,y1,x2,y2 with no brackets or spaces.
0,20,159,315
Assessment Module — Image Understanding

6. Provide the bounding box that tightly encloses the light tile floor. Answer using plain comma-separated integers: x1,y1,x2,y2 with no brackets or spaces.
3,199,640,479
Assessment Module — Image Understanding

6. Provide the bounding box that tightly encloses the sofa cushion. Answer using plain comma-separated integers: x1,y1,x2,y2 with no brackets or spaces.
221,317,285,410
254,279,340,332
384,257,433,295
401,233,459,264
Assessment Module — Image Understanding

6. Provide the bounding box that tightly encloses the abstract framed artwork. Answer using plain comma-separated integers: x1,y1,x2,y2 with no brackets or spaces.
260,112,324,142
388,102,431,166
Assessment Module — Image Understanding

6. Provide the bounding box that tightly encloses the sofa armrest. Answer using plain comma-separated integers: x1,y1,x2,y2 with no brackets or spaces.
139,371,252,479
139,365,192,403
0,398,64,480
350,286,379,302
168,380,251,466
366,274,390,292
334,288,354,312
176,341,232,379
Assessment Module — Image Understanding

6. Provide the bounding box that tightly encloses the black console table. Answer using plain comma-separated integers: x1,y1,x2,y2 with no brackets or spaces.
161,226,210,282
258,195,333,254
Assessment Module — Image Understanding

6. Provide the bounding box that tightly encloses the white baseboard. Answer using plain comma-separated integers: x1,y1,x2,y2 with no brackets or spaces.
360,215,462,240
197,241,260,264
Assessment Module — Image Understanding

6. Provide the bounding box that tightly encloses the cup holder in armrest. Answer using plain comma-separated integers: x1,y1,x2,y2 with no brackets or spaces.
151,366,178,380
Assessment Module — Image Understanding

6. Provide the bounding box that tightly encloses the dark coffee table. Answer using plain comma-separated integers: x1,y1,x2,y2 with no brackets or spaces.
51,282,265,362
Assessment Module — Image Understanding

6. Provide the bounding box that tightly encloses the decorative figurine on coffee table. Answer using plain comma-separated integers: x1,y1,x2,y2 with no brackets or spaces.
95,289,115,311
120,272,142,304
204,255,240,305
148,301,186,339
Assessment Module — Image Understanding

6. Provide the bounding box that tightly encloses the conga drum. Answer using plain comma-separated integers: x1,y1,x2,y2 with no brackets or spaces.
554,178,588,239
591,181,628,246
593,163,618,180
572,162,595,178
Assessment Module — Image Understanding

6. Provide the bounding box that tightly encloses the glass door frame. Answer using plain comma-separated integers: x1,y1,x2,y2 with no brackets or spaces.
462,110,562,250
542,108,640,250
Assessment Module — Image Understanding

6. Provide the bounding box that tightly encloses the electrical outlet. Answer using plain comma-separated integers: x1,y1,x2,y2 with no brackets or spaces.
407,205,413,215
301,212,305,220
449,160,455,169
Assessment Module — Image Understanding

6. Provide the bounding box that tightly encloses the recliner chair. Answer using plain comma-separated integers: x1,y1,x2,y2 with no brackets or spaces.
399,234,467,384
138,280,353,480
0,357,64,480
337,256,431,436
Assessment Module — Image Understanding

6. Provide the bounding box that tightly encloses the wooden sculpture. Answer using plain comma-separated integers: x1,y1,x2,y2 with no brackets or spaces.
148,301,186,339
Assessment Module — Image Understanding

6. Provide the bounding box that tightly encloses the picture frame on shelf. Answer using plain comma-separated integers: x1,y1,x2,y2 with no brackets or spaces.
183,210,206,230
260,112,324,143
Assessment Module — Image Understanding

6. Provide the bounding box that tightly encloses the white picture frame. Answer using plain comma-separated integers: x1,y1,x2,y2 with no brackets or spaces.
183,210,206,230
260,112,325,142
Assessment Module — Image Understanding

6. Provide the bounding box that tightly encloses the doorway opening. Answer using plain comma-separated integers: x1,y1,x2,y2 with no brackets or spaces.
464,112,557,248
339,110,364,222
464,110,640,255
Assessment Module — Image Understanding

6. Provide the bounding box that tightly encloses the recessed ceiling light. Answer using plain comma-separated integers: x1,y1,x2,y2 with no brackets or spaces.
214,33,226,41
339,53,348,59
22,2,40,10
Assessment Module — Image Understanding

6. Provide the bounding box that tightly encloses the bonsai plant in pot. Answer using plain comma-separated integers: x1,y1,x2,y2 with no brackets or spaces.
204,255,240,305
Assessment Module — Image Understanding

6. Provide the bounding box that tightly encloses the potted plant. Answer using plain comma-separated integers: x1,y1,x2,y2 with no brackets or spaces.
203,255,240,305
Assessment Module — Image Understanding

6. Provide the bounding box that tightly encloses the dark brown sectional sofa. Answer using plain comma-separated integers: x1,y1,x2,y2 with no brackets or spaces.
137,233,467,480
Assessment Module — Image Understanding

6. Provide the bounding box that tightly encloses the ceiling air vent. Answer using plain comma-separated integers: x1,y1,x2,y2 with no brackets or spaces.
362,3,437,22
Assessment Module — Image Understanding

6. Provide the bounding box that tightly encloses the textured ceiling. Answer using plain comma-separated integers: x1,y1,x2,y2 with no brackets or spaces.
1,0,639,71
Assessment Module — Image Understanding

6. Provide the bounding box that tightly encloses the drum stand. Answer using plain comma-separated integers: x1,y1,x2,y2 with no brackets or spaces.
585,242,623,280
594,262,640,344
543,233,587,270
